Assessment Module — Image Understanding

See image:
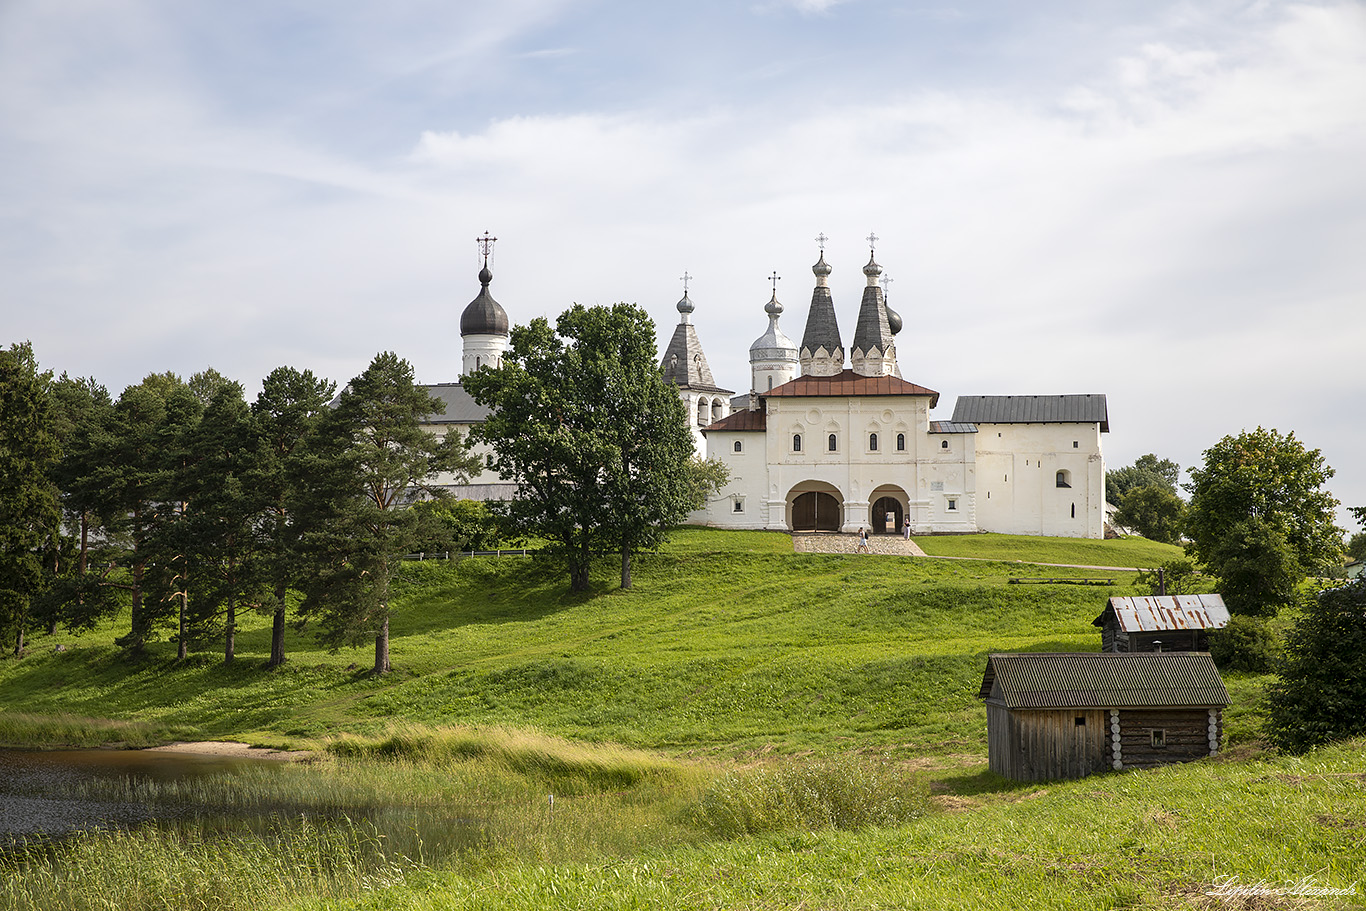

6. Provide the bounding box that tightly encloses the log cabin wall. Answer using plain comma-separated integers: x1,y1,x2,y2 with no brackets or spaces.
1115,708,1220,769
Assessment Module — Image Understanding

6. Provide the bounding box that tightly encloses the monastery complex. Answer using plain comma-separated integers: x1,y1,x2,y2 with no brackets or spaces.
427,236,1110,538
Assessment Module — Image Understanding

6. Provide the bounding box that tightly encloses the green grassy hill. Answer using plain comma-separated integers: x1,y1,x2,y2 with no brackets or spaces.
4,529,1362,911
1,529,1195,756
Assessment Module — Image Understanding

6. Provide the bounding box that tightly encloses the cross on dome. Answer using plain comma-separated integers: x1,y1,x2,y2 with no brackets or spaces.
769,271,781,294
866,231,879,254
680,271,692,294
477,230,497,265
814,232,828,251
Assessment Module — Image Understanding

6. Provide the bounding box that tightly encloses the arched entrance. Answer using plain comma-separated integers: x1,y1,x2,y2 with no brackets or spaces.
871,496,904,535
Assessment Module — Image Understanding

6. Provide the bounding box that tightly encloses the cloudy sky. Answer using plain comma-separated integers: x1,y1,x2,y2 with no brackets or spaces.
2,0,1363,525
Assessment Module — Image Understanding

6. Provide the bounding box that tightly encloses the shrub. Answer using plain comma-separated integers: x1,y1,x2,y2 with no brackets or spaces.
1208,615,1280,673
1266,579,1366,753
692,756,928,838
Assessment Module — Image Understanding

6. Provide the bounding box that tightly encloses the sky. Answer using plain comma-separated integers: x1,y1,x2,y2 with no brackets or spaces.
2,0,1364,528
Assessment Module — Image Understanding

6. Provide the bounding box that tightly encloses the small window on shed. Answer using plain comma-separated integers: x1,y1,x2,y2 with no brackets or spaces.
1056,470,1072,488
1150,729,1166,748
896,433,905,451
828,433,837,452
793,434,802,452
941,440,949,449
1074,716,1086,727
869,432,878,451
733,440,742,453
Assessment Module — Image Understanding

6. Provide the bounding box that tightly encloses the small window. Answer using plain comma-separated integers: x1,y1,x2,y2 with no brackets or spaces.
941,440,949,449
1073,440,1079,449
896,433,905,451
1004,474,1008,482
1056,470,1071,488
793,434,802,452
869,433,878,451
1074,716,1086,727
732,497,745,513
475,356,481,369
828,433,837,452
733,440,742,453
1151,729,1166,748
947,498,957,511
767,376,774,391
1071,503,1076,519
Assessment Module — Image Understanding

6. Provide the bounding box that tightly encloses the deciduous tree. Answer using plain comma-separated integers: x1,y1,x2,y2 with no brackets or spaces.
1185,428,1340,616
1106,453,1180,504
1114,483,1185,544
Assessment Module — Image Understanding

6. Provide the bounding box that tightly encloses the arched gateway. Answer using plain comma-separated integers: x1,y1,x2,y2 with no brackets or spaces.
789,483,843,531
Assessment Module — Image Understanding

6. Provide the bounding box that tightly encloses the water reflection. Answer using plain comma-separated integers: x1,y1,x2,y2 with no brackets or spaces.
0,748,274,845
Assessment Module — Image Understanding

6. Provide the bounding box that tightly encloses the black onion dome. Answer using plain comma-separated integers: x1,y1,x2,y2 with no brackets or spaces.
886,305,903,335
460,266,509,336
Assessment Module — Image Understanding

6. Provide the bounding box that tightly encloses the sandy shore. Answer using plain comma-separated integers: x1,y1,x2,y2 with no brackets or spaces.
145,741,316,762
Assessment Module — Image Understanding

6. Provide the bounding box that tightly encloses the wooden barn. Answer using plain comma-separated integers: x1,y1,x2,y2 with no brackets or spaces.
1093,594,1229,653
978,652,1229,781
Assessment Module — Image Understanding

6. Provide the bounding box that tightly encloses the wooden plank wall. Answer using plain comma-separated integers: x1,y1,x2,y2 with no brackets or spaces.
989,707,1107,781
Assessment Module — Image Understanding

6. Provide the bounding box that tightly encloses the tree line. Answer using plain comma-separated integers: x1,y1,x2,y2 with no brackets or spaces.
0,344,480,674
0,303,723,674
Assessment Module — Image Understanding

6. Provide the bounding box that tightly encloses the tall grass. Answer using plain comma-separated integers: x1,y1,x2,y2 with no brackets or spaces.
0,713,186,750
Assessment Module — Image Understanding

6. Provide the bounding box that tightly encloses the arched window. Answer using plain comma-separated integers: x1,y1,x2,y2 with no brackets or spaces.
941,440,949,449
733,440,742,453
475,356,481,369
712,399,722,421
869,433,878,451
896,433,905,451
828,433,837,452
697,401,708,427
1056,470,1072,489
793,434,802,452
767,376,774,391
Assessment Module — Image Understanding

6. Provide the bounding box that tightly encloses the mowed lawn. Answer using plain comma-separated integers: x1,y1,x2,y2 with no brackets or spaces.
1,528,1214,759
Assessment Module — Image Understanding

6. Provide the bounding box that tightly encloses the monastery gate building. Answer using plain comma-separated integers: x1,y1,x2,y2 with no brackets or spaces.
422,235,1108,539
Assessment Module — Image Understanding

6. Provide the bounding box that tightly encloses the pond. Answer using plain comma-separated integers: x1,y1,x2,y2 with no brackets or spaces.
0,748,278,846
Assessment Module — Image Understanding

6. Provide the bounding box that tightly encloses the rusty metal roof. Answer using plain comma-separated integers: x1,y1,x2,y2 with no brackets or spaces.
978,652,1229,709
1092,595,1229,632
764,369,939,406
701,409,767,433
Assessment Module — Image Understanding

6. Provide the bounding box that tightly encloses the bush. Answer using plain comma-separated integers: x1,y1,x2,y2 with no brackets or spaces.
1266,579,1366,753
692,756,928,837
1208,615,1280,673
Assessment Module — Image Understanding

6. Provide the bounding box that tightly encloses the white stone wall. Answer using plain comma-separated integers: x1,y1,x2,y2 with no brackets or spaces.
972,422,1105,538
696,433,770,528
461,334,508,376
680,391,731,458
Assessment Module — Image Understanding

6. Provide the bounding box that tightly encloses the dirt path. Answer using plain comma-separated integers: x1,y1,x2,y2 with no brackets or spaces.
145,741,315,762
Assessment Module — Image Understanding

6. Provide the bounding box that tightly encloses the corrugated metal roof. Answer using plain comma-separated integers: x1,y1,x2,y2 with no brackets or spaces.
702,409,767,433
978,652,1229,709
929,421,978,434
765,369,939,407
951,394,1109,433
1093,595,1230,633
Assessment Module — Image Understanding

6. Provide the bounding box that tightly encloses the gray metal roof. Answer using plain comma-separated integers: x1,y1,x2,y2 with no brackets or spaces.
1093,595,1230,633
800,261,843,357
951,394,1109,433
459,267,509,337
978,652,1229,709
929,421,978,434
660,321,733,394
418,383,491,424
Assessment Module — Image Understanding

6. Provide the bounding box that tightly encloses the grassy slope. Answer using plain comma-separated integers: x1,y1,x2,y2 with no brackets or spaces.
913,531,1184,567
1,528,1235,758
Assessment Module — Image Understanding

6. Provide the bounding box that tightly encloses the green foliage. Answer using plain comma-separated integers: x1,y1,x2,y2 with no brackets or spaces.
1113,483,1185,544
1265,579,1366,753
411,498,501,553
1185,428,1341,616
1346,531,1366,562
681,457,731,512
0,342,62,654
1135,558,1210,596
465,304,698,591
1105,452,1180,504
693,756,928,837
298,352,476,674
1208,615,1280,673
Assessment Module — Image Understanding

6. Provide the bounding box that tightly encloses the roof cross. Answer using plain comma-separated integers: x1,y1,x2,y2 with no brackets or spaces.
769,271,781,295
680,271,692,294
814,232,828,251
881,274,893,299
476,230,497,264
866,231,879,254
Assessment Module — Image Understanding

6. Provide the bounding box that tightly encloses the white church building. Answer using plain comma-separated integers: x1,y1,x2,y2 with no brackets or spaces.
425,235,1108,538
672,241,1109,538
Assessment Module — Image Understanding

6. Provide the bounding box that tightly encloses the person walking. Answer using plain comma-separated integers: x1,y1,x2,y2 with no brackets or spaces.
856,527,870,553
903,515,911,541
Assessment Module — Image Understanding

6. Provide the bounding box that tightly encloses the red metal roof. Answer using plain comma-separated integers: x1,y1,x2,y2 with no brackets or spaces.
1092,595,1230,633
764,370,939,407
701,409,768,433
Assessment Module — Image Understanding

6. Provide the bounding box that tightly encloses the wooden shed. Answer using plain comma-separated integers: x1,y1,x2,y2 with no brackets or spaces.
978,652,1229,781
1093,595,1229,653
